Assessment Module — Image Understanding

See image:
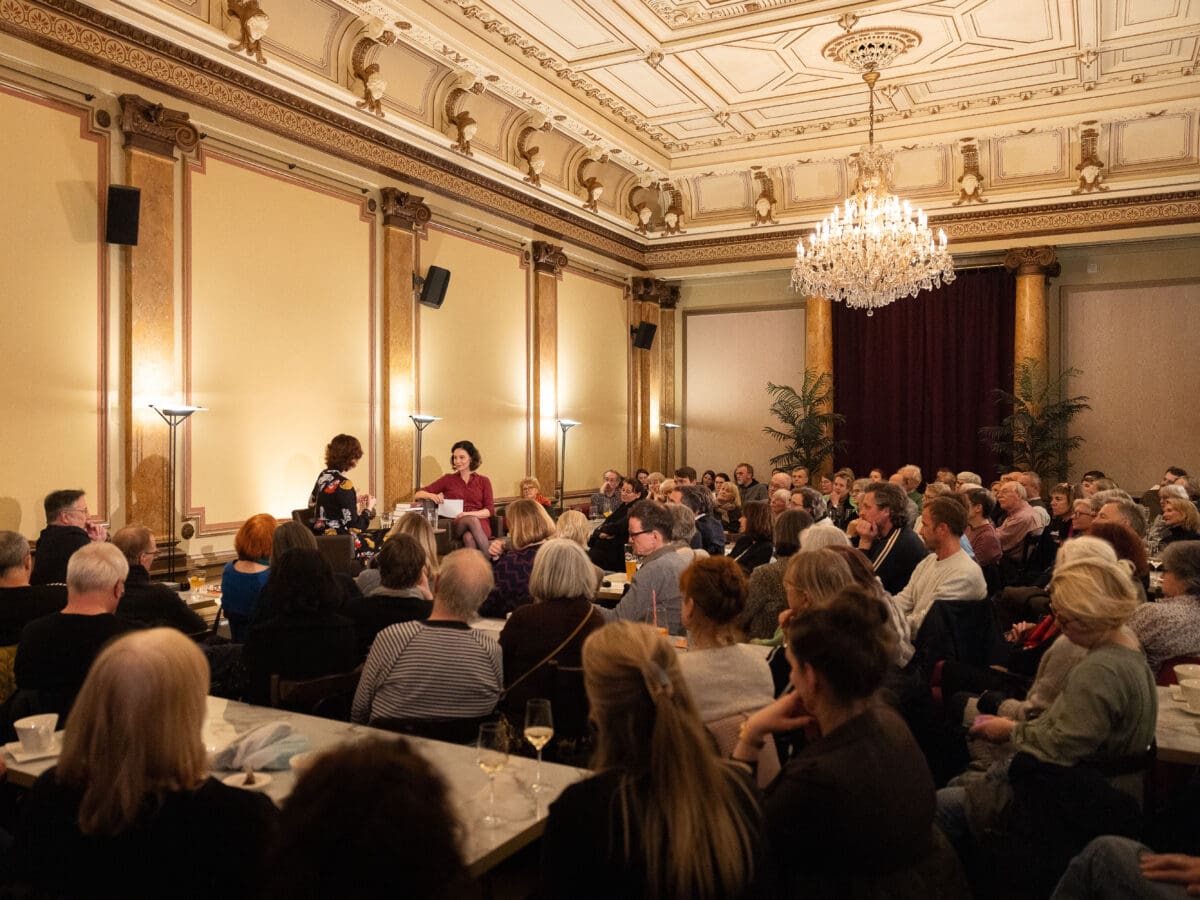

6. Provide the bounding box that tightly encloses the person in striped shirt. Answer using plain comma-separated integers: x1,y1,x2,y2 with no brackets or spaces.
351,549,502,726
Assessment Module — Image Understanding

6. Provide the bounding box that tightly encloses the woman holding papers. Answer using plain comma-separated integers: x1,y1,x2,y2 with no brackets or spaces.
415,439,495,550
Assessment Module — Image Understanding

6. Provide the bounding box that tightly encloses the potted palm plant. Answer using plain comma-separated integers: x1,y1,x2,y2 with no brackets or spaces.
979,357,1091,482
762,368,847,472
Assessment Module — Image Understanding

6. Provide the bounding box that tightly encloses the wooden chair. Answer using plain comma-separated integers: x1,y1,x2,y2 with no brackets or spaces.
291,507,314,528
315,534,355,576
269,664,363,720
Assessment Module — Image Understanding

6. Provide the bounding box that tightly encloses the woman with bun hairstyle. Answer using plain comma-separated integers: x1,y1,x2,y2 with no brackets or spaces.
414,439,494,551
677,556,775,721
734,587,955,897
541,620,764,900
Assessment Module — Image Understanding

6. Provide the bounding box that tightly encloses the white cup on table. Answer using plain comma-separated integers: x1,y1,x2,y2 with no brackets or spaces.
1179,679,1200,713
1175,664,1200,684
14,714,58,753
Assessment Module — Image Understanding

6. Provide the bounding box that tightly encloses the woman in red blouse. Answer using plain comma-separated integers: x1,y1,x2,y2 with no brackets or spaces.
414,439,495,551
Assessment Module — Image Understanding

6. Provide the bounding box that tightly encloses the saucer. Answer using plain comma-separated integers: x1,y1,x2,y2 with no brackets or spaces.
1170,684,1184,702
4,732,64,763
222,771,272,791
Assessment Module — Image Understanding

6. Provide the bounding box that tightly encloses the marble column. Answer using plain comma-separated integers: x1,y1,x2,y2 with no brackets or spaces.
804,295,834,475
1004,246,1060,375
118,94,198,540
529,242,568,501
379,188,431,504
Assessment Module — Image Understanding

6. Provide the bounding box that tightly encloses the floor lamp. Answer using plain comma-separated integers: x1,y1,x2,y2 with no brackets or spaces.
663,422,680,473
410,414,441,493
149,404,204,579
557,419,580,513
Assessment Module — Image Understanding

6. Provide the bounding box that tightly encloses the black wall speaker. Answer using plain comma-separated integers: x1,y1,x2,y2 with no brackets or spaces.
419,266,451,309
631,320,657,350
105,185,141,246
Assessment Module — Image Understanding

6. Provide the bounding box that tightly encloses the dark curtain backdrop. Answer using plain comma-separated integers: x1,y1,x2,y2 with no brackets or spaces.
831,266,1016,482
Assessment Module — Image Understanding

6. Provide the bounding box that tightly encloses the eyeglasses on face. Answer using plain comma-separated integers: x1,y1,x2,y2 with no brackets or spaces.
627,529,650,538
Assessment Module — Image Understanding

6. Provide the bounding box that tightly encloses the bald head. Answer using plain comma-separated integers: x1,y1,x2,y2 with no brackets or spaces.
433,549,495,619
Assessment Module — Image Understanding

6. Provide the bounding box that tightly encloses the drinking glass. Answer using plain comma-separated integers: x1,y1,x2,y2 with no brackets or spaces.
524,699,554,792
476,722,509,827
187,568,206,601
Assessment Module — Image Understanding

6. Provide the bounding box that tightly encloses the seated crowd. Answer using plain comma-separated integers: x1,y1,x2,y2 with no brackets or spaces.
0,458,1198,898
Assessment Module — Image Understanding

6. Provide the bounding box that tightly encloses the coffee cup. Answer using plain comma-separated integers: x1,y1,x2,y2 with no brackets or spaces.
14,714,58,754
1175,664,1200,684
1180,679,1200,713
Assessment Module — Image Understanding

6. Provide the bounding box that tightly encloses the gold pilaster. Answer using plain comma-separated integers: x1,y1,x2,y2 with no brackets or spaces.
530,242,567,498
804,295,834,475
1005,246,1060,374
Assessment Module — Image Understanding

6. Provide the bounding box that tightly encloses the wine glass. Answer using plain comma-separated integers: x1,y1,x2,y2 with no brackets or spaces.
476,722,509,827
524,699,554,792
187,568,206,602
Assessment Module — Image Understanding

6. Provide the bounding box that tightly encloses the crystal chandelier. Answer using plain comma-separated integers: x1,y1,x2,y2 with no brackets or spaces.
792,46,955,315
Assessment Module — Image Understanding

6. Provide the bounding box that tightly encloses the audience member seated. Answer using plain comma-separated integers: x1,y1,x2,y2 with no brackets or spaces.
352,549,501,726
307,433,374,535
498,539,604,724
897,497,987,638
357,513,441,597
0,531,67,651
678,556,773,721
728,501,774,576
414,439,495,551
826,469,858,530
714,480,742,533
242,548,358,706
11,628,277,899
518,475,553,510
14,543,139,721
1158,497,1200,548
598,500,691,634
343,535,432,657
587,477,642,572
220,513,275,642
479,499,555,618
854,482,930,595
111,526,205,635
936,557,1156,891
1094,494,1147,538
589,469,623,518
542,620,764,900
734,588,965,898
1071,497,1098,536
1052,834,1200,900
30,489,107,586
742,509,810,640
734,463,768,504
259,522,359,622
964,488,1002,567
679,485,726,556
260,737,468,900
995,481,1045,560
1130,540,1200,673
770,488,791,521
825,544,915,667
669,504,706,555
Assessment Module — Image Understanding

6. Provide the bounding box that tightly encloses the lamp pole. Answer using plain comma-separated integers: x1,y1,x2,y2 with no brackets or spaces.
149,404,204,579
557,419,580,514
409,414,441,493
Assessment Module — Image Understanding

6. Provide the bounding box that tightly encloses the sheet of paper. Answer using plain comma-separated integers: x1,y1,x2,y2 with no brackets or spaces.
437,498,464,518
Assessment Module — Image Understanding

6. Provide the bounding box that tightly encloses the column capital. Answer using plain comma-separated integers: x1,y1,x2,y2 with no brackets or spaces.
1004,246,1061,279
118,95,199,158
530,241,568,275
627,276,680,308
379,188,432,230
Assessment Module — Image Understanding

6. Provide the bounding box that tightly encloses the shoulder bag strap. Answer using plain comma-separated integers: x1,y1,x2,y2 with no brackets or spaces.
501,607,597,698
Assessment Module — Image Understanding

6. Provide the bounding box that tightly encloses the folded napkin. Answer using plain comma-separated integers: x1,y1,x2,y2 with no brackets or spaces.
212,721,310,771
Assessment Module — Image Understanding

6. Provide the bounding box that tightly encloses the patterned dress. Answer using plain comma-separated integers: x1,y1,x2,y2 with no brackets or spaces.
308,468,372,535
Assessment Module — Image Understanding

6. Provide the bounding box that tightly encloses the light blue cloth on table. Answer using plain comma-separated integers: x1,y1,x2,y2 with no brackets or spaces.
212,721,310,771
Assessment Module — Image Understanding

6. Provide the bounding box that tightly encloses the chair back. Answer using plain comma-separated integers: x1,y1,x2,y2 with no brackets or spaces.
269,664,363,720
705,710,781,789
292,507,314,528
315,534,355,575
547,661,590,740
912,598,1007,673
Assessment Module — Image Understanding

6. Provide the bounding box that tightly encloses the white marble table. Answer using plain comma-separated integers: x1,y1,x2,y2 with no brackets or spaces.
1156,684,1200,765
6,696,588,878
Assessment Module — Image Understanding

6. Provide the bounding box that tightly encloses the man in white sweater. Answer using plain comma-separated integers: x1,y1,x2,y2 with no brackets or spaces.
896,495,987,636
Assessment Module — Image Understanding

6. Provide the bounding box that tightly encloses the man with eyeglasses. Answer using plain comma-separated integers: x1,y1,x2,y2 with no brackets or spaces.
30,490,108,586
597,500,690,635
111,526,205,635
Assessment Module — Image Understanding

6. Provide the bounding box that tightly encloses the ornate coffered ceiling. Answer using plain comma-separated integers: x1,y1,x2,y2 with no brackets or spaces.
14,0,1199,256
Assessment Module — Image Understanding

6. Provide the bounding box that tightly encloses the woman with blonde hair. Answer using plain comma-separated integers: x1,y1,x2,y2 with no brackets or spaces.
554,509,591,547
478,498,555,617
714,479,742,533
1159,496,1200,547
518,476,552,510
357,512,441,597
541,620,764,899
14,629,277,897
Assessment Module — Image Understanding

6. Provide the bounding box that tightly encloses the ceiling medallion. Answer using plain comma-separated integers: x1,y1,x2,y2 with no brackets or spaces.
793,40,953,316
821,28,921,73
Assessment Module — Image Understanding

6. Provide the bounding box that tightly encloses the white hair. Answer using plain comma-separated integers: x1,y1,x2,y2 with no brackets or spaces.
66,543,129,593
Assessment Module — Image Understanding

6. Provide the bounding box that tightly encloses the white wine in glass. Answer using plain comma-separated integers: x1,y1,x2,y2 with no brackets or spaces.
524,699,554,792
476,722,508,827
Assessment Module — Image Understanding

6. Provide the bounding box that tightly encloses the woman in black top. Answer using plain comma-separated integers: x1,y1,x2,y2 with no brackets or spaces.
729,501,774,575
1160,496,1200,547
13,628,277,899
587,477,644,572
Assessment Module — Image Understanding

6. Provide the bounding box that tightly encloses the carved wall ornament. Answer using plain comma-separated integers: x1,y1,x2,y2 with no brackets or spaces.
353,62,387,117
227,1,269,66
953,138,988,206
1072,123,1108,194
516,123,549,187
530,241,568,275
633,201,654,234
582,176,604,212
1004,246,1061,280
628,277,679,307
838,12,860,32
117,94,200,157
645,49,664,69
350,29,395,118
660,185,685,235
576,148,609,212
378,187,431,230
445,87,477,157
751,172,777,226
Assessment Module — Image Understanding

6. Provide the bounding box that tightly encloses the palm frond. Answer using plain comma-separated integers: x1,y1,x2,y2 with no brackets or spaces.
762,368,848,472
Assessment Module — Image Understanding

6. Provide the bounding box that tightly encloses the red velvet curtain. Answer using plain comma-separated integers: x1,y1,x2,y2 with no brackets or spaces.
831,266,1016,482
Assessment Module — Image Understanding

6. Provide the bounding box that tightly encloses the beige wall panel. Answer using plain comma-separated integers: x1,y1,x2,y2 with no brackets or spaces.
683,307,805,481
187,156,372,530
991,130,1069,183
693,173,752,214
891,146,952,194
1112,115,1195,169
0,89,105,537
417,228,527,497
557,273,628,492
379,43,447,122
1062,279,1200,490
782,162,844,207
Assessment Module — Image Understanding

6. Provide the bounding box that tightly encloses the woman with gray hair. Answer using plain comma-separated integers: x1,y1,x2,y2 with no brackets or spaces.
1129,540,1200,674
498,539,605,722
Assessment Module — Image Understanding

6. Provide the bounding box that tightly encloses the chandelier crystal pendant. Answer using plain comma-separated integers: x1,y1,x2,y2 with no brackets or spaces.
792,54,955,315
